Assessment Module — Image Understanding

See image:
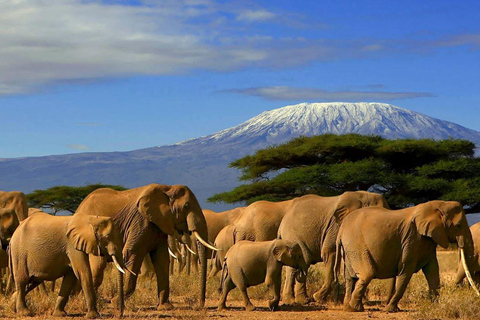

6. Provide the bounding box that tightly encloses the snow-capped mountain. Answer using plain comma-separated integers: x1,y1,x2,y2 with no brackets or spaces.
1,102,479,211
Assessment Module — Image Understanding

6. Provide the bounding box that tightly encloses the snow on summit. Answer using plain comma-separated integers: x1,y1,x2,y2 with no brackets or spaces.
174,102,480,148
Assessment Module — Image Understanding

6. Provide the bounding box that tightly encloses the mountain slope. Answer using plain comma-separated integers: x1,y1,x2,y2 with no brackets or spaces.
1,102,479,211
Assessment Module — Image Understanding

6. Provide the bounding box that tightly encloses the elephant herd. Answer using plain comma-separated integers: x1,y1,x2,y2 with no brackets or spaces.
0,187,479,318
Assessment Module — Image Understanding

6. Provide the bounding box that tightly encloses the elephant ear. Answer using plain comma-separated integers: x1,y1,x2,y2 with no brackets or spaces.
0,208,18,232
412,202,450,249
332,192,363,223
137,184,175,236
273,241,291,264
66,215,101,256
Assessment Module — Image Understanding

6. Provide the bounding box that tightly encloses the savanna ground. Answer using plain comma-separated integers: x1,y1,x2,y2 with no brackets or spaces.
1,249,479,319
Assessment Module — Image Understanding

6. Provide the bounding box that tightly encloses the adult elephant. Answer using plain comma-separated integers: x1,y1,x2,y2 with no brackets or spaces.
74,183,217,309
277,191,390,304
338,201,475,312
186,207,245,273
0,191,28,248
0,191,28,293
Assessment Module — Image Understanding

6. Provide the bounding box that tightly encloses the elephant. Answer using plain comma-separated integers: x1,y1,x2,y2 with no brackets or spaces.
337,200,475,312
0,191,28,248
9,210,128,318
218,239,308,311
265,191,389,304
455,221,480,286
184,207,245,273
209,225,236,277
74,183,217,309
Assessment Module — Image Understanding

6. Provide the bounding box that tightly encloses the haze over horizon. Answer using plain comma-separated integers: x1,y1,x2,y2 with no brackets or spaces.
0,1,479,158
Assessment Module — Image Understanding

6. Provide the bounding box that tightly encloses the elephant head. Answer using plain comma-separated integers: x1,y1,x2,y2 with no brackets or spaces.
412,201,477,291
159,184,217,308
334,191,389,223
66,215,129,274
0,207,20,249
273,240,308,282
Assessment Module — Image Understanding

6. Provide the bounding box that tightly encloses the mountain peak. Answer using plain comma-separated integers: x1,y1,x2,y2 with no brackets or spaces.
173,102,480,148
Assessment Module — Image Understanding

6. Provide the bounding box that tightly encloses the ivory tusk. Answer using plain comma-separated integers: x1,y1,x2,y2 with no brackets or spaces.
112,255,126,274
126,267,137,276
193,231,221,252
168,247,178,260
185,243,197,255
460,247,480,296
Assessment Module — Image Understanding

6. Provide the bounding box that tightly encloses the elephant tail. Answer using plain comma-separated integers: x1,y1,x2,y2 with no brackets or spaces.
334,235,343,284
218,258,228,294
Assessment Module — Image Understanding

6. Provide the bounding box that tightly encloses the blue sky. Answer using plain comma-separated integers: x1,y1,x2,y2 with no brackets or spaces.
0,0,479,158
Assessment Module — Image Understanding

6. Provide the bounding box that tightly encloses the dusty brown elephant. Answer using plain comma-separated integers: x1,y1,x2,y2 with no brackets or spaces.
185,207,245,273
209,225,236,277
278,192,390,304
337,200,475,312
455,221,480,287
74,183,218,309
218,239,308,311
0,191,28,249
10,210,128,318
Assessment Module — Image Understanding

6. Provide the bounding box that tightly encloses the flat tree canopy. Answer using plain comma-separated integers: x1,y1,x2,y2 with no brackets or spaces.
208,134,480,213
27,184,126,214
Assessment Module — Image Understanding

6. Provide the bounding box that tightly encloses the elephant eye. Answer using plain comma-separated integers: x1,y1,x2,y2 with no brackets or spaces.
184,203,189,209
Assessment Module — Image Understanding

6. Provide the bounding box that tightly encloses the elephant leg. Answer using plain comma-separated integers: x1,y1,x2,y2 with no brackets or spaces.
186,249,191,275
385,277,396,305
294,270,311,304
14,277,30,316
266,273,281,311
89,254,107,290
344,275,357,308
218,274,235,310
347,275,373,312
150,246,173,310
169,256,175,275
72,255,99,319
422,258,440,301
238,281,254,311
385,272,414,312
282,266,296,304
53,270,77,317
314,251,336,302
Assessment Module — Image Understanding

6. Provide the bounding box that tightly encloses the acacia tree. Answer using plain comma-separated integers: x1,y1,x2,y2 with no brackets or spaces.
27,183,126,214
208,134,480,212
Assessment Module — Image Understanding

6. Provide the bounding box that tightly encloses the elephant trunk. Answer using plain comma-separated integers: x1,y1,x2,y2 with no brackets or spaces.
186,210,208,308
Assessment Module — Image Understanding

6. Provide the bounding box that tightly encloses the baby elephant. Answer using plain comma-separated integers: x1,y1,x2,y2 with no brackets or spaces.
218,239,307,311
10,210,131,318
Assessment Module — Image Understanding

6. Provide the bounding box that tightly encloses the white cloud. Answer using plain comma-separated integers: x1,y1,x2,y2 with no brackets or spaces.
0,1,477,96
236,9,276,22
68,144,91,151
222,86,435,101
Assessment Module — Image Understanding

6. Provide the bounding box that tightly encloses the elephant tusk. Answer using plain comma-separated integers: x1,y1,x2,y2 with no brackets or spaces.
112,255,126,274
185,243,197,255
193,231,221,252
460,247,480,296
168,247,178,260
126,267,137,276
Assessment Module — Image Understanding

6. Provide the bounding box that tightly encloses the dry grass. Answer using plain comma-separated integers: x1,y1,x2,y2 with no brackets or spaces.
0,250,480,319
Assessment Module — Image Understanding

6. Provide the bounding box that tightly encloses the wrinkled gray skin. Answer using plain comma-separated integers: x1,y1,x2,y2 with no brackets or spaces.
277,191,390,304
10,211,126,318
74,184,210,309
209,225,236,277
218,239,308,311
455,221,480,285
338,201,475,312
